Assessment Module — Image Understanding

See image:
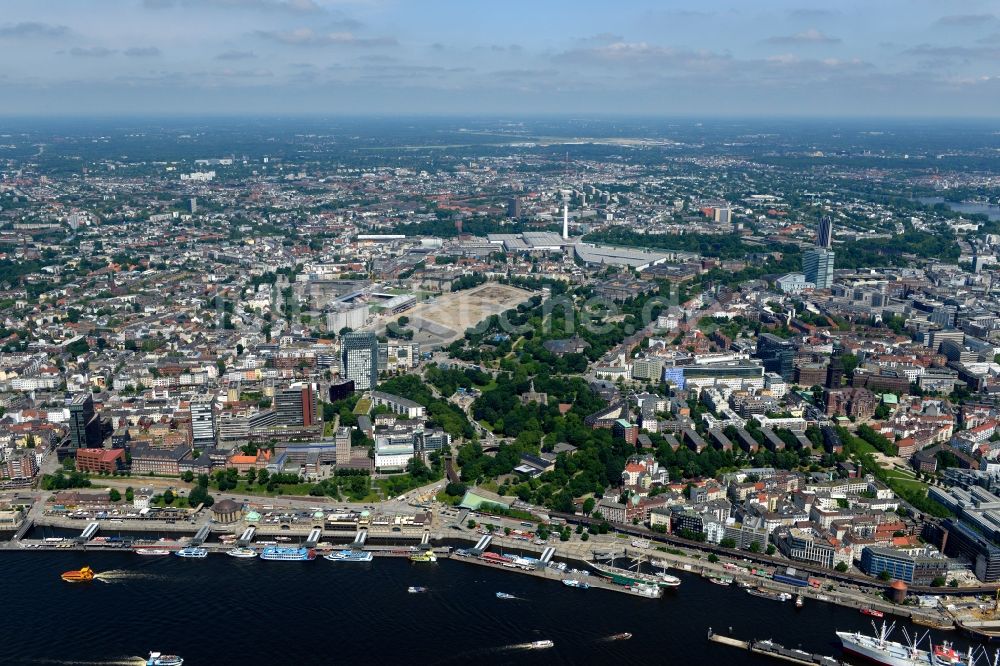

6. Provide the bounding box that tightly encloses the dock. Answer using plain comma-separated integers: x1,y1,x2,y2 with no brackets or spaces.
708,629,844,666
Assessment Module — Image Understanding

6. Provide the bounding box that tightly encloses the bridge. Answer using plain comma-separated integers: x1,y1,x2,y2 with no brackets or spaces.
77,522,99,543
13,518,33,541
191,523,212,546
353,529,367,547
304,527,323,549
539,546,555,564
472,534,492,552
237,526,256,547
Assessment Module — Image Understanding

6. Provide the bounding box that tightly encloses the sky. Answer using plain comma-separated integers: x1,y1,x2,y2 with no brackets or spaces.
1,0,999,117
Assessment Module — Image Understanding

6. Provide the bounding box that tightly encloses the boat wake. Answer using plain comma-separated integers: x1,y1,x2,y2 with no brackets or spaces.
94,570,168,583
31,658,146,665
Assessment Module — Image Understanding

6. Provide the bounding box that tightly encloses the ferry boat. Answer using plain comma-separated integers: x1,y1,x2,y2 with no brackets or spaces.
562,579,590,589
836,621,971,666
324,550,373,562
61,566,95,583
407,586,427,594
135,548,173,556
862,607,886,619
705,574,733,586
260,546,315,561
496,592,516,599
226,548,257,559
146,652,184,666
529,640,554,649
747,587,792,602
175,547,208,559
409,550,437,563
626,583,663,599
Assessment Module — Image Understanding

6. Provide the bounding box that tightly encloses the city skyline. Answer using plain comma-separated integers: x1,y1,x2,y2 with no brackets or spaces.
0,0,999,116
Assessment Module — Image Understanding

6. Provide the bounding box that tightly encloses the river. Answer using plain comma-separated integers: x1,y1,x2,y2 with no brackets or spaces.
918,197,1000,222
0,551,982,665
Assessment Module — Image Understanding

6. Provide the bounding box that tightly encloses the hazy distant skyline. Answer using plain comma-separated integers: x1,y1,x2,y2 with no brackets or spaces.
2,0,999,117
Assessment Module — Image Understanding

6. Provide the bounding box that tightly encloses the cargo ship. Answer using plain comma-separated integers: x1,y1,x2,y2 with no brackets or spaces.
324,550,373,562
175,547,208,559
409,550,437,563
61,566,95,583
260,546,315,561
146,652,184,666
836,621,971,666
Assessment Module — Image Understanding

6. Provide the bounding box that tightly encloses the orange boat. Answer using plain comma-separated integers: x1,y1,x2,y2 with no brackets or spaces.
61,566,95,583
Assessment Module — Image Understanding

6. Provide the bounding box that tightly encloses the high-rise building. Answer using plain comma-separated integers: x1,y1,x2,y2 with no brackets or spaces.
189,396,216,447
803,248,835,289
335,426,352,466
817,215,833,249
507,196,521,218
68,394,102,449
275,382,318,427
189,197,198,214
342,332,379,391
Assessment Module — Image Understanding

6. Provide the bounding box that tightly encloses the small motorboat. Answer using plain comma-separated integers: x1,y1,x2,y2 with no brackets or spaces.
496,592,516,599
61,566,95,583
147,652,183,666
408,586,428,594
529,640,554,649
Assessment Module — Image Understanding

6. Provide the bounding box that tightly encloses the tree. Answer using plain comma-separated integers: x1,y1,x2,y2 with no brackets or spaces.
765,544,776,556
930,576,946,587
948,579,959,588
125,487,134,502
748,541,761,553
878,571,892,581
108,488,121,502
467,519,477,529
582,497,596,515
707,553,719,563
581,532,589,541
835,562,849,572
163,489,175,505
257,469,270,487
181,471,194,483
719,538,737,549
246,468,258,485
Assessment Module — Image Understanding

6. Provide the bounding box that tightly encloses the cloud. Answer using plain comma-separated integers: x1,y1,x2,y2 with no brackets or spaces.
255,28,396,47
68,47,116,57
764,29,841,45
903,43,1000,61
554,41,731,73
787,8,838,20
144,0,324,12
216,50,256,60
124,46,161,57
0,22,70,38
934,14,997,27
